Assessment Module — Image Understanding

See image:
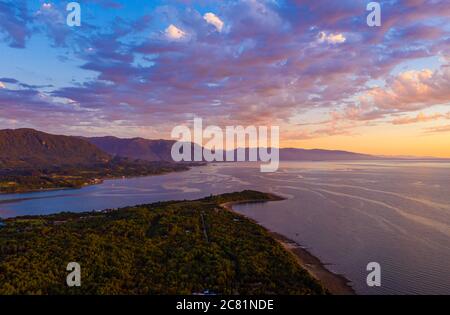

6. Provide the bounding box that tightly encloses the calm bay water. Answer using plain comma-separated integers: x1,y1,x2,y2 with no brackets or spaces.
1,161,449,294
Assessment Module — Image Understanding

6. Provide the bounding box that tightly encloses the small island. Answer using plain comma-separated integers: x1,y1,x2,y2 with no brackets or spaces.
0,190,328,295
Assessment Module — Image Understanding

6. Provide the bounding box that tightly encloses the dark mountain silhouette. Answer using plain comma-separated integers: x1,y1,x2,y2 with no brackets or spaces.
86,136,176,162
0,129,110,169
86,136,206,162
220,148,377,161
86,135,378,162
279,148,378,161
0,128,379,171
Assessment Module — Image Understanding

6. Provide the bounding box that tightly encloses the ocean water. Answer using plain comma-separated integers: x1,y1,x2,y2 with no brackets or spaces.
1,161,449,294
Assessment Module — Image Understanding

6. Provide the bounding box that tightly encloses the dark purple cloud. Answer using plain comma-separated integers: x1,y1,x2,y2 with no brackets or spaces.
0,1,30,48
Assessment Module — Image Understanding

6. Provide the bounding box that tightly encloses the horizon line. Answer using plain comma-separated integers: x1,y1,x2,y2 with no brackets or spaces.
2,127,450,160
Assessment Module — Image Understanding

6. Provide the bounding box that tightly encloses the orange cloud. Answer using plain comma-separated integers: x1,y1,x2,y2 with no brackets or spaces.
203,13,224,32
392,112,450,125
165,24,186,40
366,68,450,111
317,31,346,44
424,124,450,134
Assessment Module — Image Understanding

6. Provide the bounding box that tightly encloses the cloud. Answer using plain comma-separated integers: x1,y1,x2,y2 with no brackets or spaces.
317,31,346,44
0,82,5,89
0,77,53,89
34,2,72,46
392,112,450,125
424,124,450,134
1,0,450,140
365,68,450,111
0,1,30,48
165,24,186,40
203,12,224,32
51,0,450,135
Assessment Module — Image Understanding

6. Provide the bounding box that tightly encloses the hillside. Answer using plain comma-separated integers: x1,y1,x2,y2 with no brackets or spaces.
0,191,326,295
0,128,379,169
86,136,176,162
0,129,110,169
86,136,377,162
0,129,196,193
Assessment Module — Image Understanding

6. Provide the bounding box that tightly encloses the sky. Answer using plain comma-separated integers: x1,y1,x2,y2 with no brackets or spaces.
0,0,449,157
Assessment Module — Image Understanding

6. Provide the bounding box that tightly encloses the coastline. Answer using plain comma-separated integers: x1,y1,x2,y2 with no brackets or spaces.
220,200,356,295
1,191,334,294
0,163,204,195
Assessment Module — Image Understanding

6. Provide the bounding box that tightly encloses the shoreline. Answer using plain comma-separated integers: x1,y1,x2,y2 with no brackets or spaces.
220,200,356,295
0,163,205,195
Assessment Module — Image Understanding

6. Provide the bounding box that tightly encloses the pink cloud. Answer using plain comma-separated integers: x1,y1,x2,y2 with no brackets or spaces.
392,112,450,125
365,68,450,111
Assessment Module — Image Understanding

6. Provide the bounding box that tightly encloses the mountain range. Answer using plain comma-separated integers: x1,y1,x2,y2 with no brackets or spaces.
1,128,382,170
85,135,378,162
86,136,177,162
0,129,110,169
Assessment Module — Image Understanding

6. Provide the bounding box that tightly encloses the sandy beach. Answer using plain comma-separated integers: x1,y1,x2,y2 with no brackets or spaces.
221,200,355,295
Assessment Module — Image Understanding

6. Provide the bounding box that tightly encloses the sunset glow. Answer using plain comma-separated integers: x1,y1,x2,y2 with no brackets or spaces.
0,0,449,157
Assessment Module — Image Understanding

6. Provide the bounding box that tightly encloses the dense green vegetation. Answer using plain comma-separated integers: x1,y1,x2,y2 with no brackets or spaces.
0,190,326,295
0,157,199,193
